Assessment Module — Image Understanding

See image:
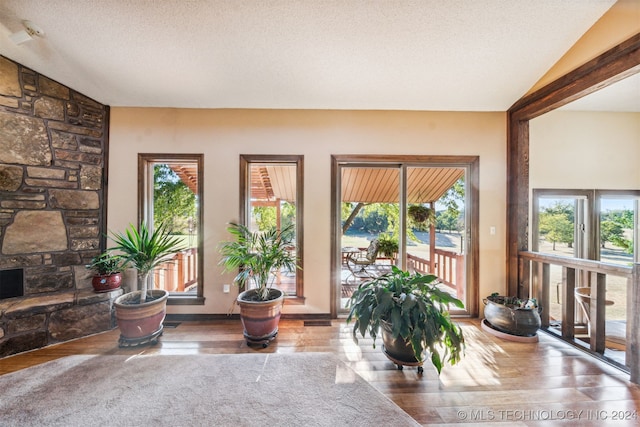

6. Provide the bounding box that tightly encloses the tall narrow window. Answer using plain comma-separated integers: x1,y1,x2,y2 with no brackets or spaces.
240,155,304,301
138,154,204,304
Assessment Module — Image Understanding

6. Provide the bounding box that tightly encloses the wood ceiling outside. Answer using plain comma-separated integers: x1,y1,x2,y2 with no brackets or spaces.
342,167,464,203
168,164,198,193
250,165,297,202
170,163,463,204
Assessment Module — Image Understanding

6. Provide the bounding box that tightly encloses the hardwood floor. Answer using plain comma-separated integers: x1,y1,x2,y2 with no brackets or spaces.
1,318,639,426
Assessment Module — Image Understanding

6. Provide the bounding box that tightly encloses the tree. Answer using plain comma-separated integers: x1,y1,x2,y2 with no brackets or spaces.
437,209,460,233
539,213,573,250
153,164,196,234
601,209,633,253
438,177,464,221
252,201,296,232
600,220,624,249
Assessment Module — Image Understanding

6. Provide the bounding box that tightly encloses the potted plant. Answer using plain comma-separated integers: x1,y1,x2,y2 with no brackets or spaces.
347,266,464,374
86,251,124,292
483,293,541,337
109,222,184,347
219,222,298,347
407,205,435,230
377,234,399,261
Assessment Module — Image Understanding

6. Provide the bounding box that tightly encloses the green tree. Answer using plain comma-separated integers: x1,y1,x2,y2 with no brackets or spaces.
600,220,624,249
601,209,633,253
252,202,296,232
539,213,573,250
437,209,460,233
439,177,464,221
153,164,196,234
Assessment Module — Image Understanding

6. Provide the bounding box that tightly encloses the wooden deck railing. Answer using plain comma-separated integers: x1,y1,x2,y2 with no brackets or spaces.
153,248,198,292
518,251,639,383
407,249,465,300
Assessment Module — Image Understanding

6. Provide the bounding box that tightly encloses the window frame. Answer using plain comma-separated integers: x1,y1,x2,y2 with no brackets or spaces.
138,153,205,305
240,154,305,303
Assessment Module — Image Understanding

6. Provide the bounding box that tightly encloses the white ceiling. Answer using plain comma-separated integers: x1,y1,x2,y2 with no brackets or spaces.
0,1,621,111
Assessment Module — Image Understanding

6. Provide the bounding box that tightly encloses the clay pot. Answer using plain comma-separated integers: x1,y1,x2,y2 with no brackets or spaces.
114,289,168,347
91,272,122,292
236,288,284,347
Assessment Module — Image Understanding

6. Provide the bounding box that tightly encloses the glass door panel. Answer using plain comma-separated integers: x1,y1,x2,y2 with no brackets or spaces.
406,167,467,308
340,166,399,310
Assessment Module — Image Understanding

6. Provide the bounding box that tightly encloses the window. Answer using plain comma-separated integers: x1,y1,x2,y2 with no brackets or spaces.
240,155,304,302
138,154,204,304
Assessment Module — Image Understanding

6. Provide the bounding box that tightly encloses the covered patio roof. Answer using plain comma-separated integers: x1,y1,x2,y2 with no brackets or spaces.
341,167,464,204
171,164,463,205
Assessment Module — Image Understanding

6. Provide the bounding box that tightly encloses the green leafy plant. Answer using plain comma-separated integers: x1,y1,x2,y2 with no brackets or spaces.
347,266,464,374
86,251,123,275
219,222,298,301
377,234,398,258
109,222,185,303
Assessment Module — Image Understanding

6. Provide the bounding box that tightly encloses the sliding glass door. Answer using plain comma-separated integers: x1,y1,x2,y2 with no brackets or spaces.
333,156,478,317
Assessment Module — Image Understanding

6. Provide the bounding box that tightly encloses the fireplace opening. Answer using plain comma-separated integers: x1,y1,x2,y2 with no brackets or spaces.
0,268,24,300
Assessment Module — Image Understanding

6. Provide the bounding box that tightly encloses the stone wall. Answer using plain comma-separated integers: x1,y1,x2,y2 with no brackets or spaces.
0,56,118,357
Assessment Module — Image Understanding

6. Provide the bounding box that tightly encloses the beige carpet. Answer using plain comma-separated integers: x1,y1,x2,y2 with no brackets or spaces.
0,352,420,427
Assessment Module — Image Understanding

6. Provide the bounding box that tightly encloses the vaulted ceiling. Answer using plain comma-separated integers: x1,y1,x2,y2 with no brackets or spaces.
0,1,618,111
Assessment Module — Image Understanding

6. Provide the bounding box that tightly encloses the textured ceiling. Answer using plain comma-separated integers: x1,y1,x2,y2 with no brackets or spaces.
0,1,618,111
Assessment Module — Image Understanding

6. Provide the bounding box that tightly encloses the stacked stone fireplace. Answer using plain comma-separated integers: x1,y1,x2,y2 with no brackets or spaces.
0,56,118,357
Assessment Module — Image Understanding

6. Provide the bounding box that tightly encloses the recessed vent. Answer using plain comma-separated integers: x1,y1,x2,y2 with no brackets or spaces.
0,268,24,300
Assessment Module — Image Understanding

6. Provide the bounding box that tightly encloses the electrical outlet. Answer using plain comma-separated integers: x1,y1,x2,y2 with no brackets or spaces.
223,284,230,293
490,226,496,235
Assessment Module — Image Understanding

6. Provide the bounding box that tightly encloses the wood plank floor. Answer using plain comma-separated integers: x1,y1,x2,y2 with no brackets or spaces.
1,318,639,426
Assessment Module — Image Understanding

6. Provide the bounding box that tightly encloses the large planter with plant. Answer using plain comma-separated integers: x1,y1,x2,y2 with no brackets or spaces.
87,251,123,293
483,294,541,337
219,222,298,347
110,222,184,347
347,266,464,374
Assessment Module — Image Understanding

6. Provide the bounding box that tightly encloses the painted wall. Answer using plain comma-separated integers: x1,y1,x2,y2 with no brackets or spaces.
108,108,506,315
528,0,640,94
530,111,640,189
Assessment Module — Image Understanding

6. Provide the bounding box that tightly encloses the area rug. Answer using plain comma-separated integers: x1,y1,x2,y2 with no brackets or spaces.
0,352,420,427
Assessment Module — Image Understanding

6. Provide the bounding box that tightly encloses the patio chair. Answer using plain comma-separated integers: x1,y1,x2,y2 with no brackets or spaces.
346,239,380,279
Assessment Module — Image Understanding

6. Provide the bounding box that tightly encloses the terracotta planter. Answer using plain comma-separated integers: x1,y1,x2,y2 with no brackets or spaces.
91,272,122,293
237,288,284,347
114,289,168,347
380,320,424,372
483,295,541,337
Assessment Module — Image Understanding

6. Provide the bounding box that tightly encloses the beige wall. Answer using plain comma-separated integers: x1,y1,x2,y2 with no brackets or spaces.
530,111,640,189
108,108,506,316
528,0,640,94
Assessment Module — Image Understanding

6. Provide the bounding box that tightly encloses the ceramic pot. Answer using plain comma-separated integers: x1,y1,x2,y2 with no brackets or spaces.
114,289,168,346
380,320,423,365
91,272,122,292
236,288,284,346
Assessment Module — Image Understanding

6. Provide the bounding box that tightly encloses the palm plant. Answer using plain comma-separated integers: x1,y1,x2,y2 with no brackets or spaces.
219,222,297,301
347,266,464,374
109,221,184,303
